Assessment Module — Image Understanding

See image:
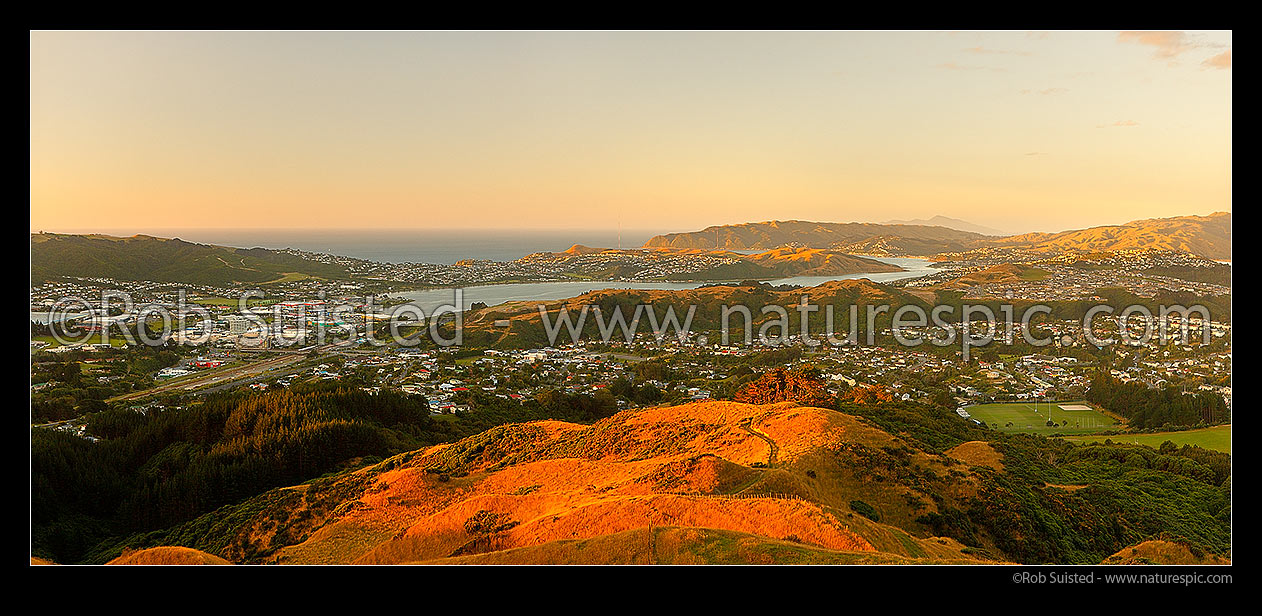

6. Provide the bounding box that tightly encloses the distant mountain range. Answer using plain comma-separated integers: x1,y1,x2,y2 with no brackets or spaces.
644,212,1231,260
883,215,1005,236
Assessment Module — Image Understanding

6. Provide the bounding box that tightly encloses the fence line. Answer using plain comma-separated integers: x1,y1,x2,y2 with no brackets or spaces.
658,491,806,502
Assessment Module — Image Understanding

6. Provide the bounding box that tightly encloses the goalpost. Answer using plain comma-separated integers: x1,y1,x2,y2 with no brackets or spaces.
1036,393,1053,425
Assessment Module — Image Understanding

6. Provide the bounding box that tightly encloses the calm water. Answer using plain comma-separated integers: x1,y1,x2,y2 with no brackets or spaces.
765,256,938,286
390,257,936,314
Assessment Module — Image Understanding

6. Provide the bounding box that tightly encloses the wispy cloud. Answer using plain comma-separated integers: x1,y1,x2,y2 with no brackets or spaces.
1024,151,1049,156
1119,31,1231,68
963,46,1032,56
1118,31,1195,59
1203,50,1232,69
1019,87,1068,96
1097,120,1140,128
936,62,1005,72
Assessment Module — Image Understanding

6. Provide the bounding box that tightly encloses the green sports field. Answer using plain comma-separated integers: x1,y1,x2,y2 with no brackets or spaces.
962,400,1119,435
1060,425,1231,454
31,334,129,349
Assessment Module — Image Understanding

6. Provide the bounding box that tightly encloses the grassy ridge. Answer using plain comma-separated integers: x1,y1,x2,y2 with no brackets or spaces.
31,233,349,285
95,398,1231,565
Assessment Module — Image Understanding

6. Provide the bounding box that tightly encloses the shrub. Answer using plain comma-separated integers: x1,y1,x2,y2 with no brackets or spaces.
849,499,880,522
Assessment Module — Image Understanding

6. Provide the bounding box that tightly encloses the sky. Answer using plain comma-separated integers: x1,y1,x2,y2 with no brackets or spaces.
30,30,1231,236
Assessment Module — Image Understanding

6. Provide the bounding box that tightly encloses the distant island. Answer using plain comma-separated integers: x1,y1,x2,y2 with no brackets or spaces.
883,215,1006,236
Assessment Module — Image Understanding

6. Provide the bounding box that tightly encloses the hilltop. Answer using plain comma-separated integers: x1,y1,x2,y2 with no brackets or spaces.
106,546,231,565
449,275,1227,350
989,212,1231,260
561,244,604,256
644,213,1232,260
662,246,904,282
939,263,1050,289
456,277,932,349
101,395,1231,565
30,232,349,285
742,247,904,277
114,401,1001,565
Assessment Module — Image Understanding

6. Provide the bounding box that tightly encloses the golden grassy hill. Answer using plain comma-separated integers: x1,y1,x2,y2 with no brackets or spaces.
945,441,1004,472
106,546,231,565
941,263,1049,288
139,400,1011,565
992,212,1231,260
1103,540,1231,565
459,277,929,348
415,526,984,565
560,244,604,255
641,213,1230,259
744,247,904,276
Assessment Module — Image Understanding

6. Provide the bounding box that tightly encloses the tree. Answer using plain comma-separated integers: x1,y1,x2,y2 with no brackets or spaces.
634,383,662,405
733,367,830,406
839,383,894,405
609,376,634,399
634,361,671,382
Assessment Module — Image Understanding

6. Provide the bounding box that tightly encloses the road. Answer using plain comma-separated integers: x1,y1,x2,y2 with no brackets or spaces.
107,346,330,402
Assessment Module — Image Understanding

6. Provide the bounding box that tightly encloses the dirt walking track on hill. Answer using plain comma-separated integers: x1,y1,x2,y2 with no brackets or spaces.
739,419,779,467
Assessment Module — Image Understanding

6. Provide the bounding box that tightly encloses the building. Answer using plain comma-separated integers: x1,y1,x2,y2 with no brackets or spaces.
224,315,250,335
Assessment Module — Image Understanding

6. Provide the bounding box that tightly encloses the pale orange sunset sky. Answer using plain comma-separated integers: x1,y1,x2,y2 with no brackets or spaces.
30,30,1231,235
